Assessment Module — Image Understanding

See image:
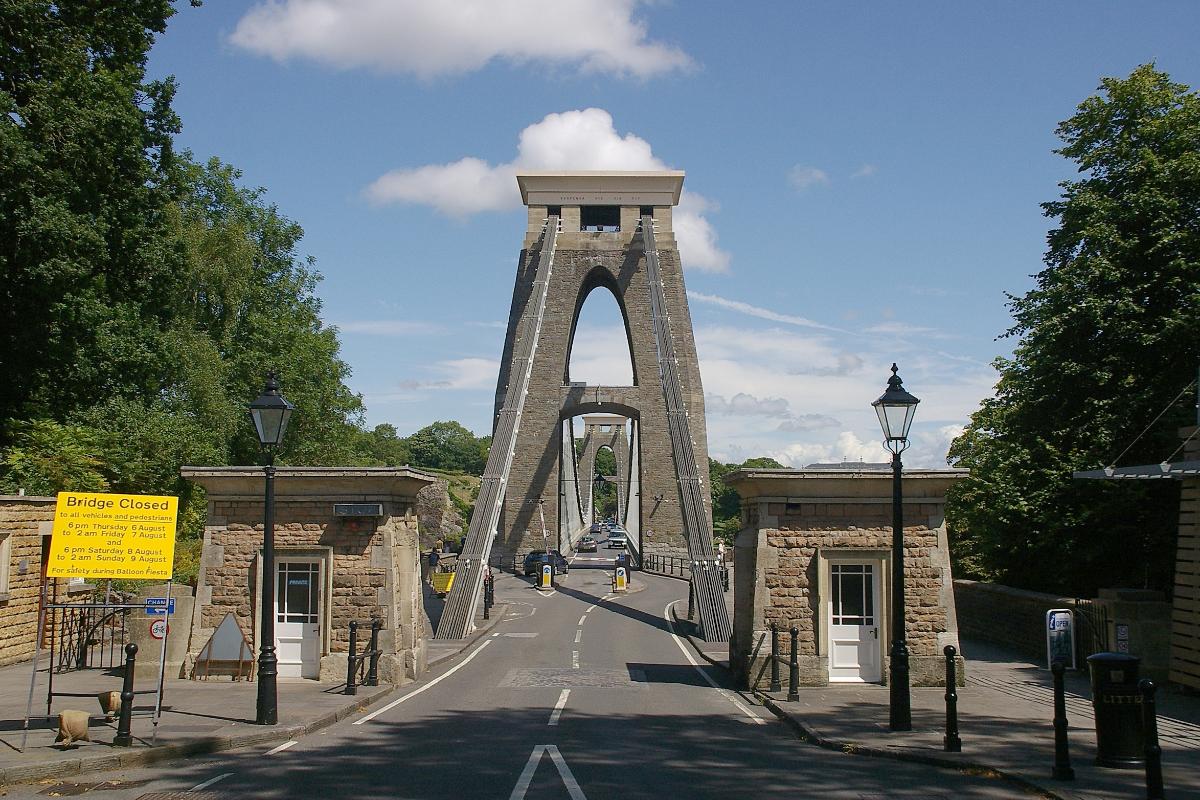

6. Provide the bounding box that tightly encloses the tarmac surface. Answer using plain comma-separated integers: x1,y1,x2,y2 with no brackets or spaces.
0,553,1195,799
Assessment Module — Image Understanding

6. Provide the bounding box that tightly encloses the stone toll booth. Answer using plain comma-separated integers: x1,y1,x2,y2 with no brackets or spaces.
726,468,966,688
182,467,437,683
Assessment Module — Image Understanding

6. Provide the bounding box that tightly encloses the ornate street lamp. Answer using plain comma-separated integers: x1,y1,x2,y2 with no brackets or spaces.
249,371,294,726
872,363,919,732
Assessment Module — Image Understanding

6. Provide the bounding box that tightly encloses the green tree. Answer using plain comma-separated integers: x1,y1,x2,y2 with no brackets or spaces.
0,1,185,428
405,421,488,473
947,65,1199,596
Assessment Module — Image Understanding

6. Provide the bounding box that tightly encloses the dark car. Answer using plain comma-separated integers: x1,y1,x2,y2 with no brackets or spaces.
577,535,598,553
523,549,570,577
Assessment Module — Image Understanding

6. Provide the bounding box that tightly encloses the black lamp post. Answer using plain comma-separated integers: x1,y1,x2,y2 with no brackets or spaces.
249,371,294,726
872,363,919,732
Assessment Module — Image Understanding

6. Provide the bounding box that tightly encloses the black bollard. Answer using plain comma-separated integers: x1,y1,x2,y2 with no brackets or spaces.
1139,679,1165,800
346,620,359,696
787,627,800,702
1051,661,1075,780
483,576,491,620
367,619,382,687
114,643,137,747
943,645,962,752
769,622,782,693
687,579,695,621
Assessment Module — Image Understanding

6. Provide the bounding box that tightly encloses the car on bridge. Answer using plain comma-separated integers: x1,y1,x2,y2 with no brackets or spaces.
606,527,628,549
523,549,570,577
576,535,598,552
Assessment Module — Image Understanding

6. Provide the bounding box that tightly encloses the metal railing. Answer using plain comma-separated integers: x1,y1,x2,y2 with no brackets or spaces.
51,602,131,673
642,552,730,591
344,619,382,695
1074,598,1109,663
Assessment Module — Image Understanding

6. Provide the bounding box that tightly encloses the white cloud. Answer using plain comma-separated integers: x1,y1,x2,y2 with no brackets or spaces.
851,163,877,179
366,108,731,272
398,357,498,391
788,165,829,191
687,291,840,331
769,431,888,468
231,0,693,79
706,393,791,417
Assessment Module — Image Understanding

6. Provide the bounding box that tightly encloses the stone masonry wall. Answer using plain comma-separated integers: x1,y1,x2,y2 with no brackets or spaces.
0,497,56,667
198,498,407,655
762,503,948,682
496,234,712,561
952,580,1077,662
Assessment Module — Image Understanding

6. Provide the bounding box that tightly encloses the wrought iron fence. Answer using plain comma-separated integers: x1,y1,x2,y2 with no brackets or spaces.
50,603,132,673
1073,598,1110,662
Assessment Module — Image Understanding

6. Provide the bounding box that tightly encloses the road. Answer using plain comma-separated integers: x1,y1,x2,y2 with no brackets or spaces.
9,552,1032,799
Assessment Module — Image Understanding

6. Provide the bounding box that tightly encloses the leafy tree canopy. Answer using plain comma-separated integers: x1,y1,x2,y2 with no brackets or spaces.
947,65,1200,596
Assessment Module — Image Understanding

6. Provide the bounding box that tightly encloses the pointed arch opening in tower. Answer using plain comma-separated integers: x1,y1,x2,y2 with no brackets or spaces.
566,283,636,387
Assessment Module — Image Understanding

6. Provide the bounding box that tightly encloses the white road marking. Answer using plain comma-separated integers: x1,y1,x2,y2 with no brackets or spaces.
190,773,233,791
548,689,570,726
574,630,581,643
510,745,587,800
354,639,494,724
503,632,539,638
663,601,764,725
266,740,298,755
585,604,597,613
577,614,587,625
572,650,580,669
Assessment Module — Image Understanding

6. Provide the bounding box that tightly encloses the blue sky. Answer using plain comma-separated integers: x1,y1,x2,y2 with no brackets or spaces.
147,2,1200,468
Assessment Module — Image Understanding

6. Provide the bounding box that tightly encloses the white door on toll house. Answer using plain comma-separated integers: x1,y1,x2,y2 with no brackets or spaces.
275,558,322,678
828,562,882,683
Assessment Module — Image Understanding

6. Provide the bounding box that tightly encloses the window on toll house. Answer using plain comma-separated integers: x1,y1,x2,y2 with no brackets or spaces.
580,206,620,232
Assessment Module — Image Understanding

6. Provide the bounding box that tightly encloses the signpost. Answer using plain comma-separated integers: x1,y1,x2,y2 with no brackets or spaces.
23,492,180,750
1046,609,1076,670
145,598,175,615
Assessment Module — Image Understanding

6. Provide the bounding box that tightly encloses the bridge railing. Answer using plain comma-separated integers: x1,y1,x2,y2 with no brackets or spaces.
642,552,731,591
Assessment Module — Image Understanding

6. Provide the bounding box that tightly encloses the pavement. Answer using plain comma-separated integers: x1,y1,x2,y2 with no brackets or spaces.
672,608,1200,800
0,586,508,789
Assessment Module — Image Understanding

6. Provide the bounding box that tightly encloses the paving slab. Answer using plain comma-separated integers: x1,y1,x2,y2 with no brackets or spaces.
754,639,1200,800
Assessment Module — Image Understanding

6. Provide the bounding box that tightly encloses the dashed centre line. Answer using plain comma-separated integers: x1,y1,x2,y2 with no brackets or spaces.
574,630,581,643
548,689,570,726
266,740,298,755
577,614,587,626
572,650,580,669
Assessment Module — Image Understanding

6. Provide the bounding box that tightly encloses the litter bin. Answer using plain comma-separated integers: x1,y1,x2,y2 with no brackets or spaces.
1086,652,1143,768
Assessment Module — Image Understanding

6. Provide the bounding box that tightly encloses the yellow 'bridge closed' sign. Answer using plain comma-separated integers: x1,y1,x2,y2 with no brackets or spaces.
48,492,178,580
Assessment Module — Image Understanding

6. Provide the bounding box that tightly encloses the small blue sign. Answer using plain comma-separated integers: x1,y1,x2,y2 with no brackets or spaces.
145,598,175,615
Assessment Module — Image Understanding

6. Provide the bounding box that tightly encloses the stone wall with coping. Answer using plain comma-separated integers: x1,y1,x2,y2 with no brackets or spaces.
726,469,965,690
0,496,55,666
182,467,436,684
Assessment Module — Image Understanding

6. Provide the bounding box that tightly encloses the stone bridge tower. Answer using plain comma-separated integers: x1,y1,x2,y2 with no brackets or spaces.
493,171,712,559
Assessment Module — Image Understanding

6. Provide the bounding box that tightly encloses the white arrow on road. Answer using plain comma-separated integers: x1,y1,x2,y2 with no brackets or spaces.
510,744,587,800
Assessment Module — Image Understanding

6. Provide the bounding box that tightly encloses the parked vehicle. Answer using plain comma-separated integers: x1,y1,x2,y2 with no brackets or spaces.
606,528,628,549
523,549,570,577
577,535,598,552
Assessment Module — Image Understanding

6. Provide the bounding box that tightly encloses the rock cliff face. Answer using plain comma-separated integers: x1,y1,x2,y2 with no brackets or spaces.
414,480,465,547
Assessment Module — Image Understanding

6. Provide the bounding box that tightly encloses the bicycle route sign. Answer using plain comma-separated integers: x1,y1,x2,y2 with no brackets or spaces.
48,492,178,580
